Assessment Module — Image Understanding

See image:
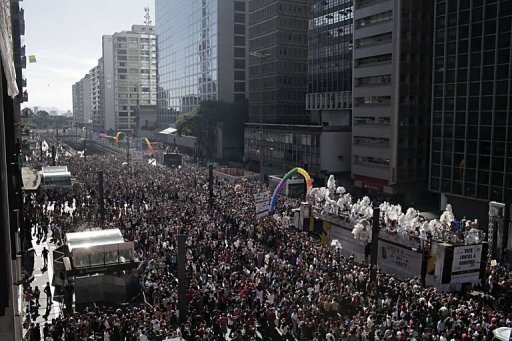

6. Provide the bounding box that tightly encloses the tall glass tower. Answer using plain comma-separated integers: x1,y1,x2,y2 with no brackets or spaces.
430,0,512,216
155,0,248,127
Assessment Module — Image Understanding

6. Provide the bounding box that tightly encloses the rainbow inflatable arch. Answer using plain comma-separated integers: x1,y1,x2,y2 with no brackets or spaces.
268,167,312,214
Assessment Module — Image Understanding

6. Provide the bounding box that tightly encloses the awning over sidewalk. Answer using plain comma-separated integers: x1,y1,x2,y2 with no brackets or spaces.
159,127,177,135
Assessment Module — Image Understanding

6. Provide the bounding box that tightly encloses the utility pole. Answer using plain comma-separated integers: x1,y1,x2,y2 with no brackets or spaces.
51,145,56,166
177,234,188,322
370,207,381,282
126,136,130,165
98,171,105,222
83,136,87,163
502,203,510,262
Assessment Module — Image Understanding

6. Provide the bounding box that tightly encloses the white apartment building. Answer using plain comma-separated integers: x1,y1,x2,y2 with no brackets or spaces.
102,25,157,132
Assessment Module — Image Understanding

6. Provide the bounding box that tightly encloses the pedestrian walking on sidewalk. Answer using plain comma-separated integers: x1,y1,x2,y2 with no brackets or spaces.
33,286,40,307
44,282,52,307
42,247,49,268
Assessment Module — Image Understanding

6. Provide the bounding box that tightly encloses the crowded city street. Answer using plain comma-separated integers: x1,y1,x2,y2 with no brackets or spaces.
19,145,512,341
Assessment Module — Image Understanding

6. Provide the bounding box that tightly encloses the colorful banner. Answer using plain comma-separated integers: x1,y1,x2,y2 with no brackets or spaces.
143,138,154,156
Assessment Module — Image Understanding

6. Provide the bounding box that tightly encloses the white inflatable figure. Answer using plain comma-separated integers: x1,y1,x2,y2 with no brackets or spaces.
351,220,372,244
379,201,391,215
464,227,481,245
325,196,337,214
319,187,328,201
396,218,408,239
361,206,373,221
327,175,336,191
402,208,419,234
322,200,331,215
419,221,429,240
310,188,320,203
343,193,352,210
336,196,345,213
336,186,346,195
385,204,401,225
361,196,371,207
311,187,328,205
440,204,455,227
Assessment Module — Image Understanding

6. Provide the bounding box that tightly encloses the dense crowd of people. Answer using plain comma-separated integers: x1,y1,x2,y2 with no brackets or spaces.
22,144,512,340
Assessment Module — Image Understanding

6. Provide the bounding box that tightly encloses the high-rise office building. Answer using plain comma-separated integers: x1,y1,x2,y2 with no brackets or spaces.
351,0,433,202
245,0,354,179
247,0,309,125
244,0,311,175
155,0,248,127
306,0,354,181
101,25,157,132
430,0,512,217
72,74,92,126
90,60,104,131
102,35,115,131
307,0,353,122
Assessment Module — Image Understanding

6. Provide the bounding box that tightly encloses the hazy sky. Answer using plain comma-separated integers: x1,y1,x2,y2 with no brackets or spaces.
23,0,155,112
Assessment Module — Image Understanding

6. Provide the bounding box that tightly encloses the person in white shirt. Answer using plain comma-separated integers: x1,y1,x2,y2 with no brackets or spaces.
138,329,148,341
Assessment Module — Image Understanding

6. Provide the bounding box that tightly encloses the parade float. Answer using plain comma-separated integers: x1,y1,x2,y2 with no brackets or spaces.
286,174,487,291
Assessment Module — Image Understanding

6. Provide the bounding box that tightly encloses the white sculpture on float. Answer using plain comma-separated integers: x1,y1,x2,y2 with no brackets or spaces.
439,204,455,226
351,220,372,245
336,186,346,195
308,176,484,246
464,219,482,245
327,174,336,191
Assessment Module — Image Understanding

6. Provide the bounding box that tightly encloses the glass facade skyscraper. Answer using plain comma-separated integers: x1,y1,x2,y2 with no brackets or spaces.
156,0,248,127
307,0,353,109
430,0,512,208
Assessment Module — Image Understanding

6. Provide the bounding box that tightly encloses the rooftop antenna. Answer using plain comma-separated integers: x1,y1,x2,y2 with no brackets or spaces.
144,7,152,26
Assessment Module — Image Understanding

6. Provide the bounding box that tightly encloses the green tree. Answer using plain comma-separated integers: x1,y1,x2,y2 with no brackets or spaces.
176,108,200,137
175,100,248,159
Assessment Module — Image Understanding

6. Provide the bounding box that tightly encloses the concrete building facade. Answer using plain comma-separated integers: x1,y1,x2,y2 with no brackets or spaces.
109,25,157,132
72,74,92,126
307,0,354,181
155,0,248,127
90,61,103,131
245,0,354,181
351,0,433,203
102,35,115,131
244,0,312,176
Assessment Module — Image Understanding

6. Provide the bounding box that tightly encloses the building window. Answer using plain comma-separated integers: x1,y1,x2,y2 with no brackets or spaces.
356,54,392,67
355,96,391,106
355,33,392,48
356,10,392,28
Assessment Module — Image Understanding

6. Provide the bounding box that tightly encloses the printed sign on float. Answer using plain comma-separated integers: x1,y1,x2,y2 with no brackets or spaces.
452,244,482,274
377,240,423,280
254,191,270,219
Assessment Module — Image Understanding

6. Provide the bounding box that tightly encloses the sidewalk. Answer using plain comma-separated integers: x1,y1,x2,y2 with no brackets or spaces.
21,226,62,336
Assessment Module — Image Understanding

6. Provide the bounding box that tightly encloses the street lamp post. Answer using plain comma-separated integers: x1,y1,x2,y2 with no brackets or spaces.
250,51,270,177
